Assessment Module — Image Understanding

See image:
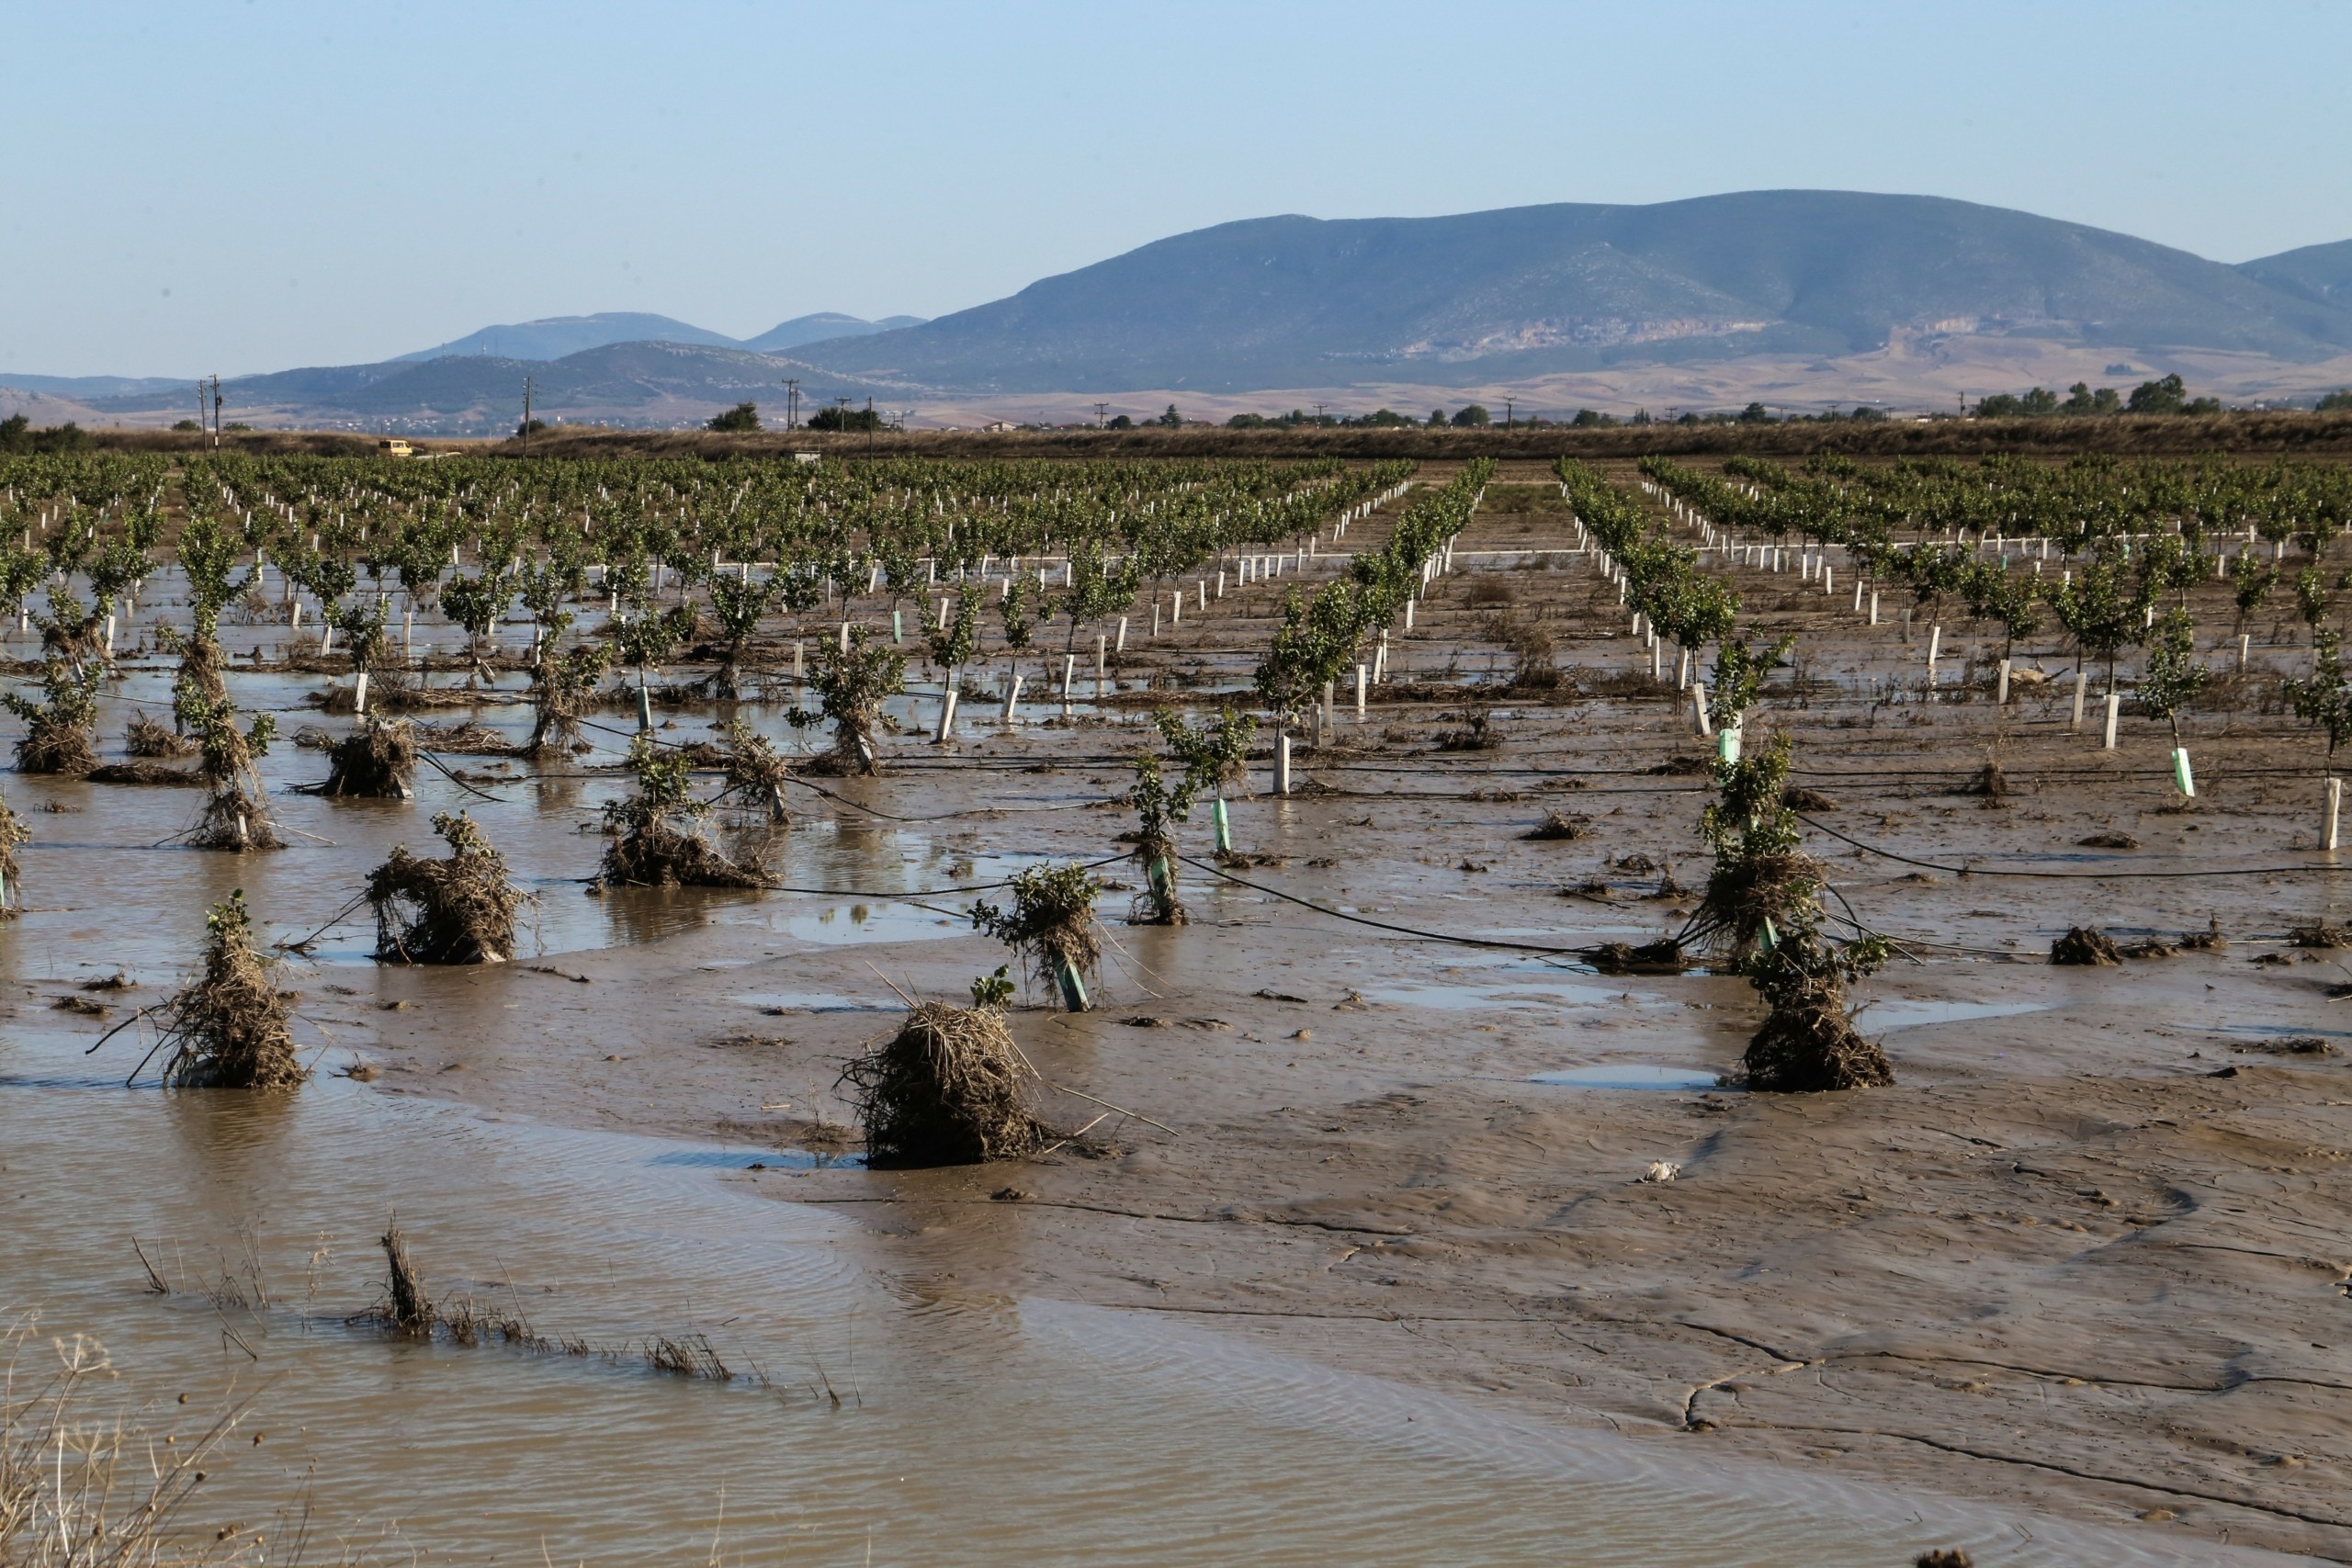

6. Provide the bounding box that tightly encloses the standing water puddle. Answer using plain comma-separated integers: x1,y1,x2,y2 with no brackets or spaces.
1532,1064,1728,1090
1862,999,2055,1031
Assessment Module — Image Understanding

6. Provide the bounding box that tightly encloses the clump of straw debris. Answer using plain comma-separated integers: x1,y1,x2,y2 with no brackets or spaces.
2051,927,2122,965
595,736,773,889
1522,810,1588,840
973,862,1105,1012
149,891,303,1089
367,811,529,964
124,711,196,758
840,1000,1048,1167
313,717,418,799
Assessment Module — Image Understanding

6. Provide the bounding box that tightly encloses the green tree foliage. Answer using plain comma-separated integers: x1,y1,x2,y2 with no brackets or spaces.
2136,608,2210,747
707,402,761,434
2286,630,2352,778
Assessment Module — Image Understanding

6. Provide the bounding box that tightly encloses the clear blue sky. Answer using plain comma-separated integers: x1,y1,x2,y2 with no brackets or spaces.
4,0,2345,378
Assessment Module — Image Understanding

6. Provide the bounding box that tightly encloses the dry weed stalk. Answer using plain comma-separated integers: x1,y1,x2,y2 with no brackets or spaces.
1,1322,254,1567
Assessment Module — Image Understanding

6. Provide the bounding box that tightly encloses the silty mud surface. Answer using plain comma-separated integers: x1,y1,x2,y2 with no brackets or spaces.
6,465,2350,1561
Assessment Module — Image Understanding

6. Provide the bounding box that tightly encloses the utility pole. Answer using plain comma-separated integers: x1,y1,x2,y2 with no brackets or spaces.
1314,402,1327,423
209,376,223,449
865,396,877,455
194,384,206,439
1092,400,1107,429
784,378,799,430
1505,396,1515,430
520,376,534,443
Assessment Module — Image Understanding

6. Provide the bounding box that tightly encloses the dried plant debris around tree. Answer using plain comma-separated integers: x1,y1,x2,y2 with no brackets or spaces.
150,891,303,1089
2052,926,2124,965
595,737,774,889
2078,831,2140,850
971,862,1105,1011
1690,731,1892,1091
1522,810,1589,840
1739,937,1895,1092
2291,922,2349,949
6,660,99,775
367,811,528,964
0,794,25,917
718,718,792,823
124,711,196,757
311,718,418,798
1781,786,1837,812
840,1001,1048,1167
181,696,281,851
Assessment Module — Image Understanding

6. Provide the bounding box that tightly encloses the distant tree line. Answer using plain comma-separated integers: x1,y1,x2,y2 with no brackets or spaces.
0,414,87,454
1974,374,2222,419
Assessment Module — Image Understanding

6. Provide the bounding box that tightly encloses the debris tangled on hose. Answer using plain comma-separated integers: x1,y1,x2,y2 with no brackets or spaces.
1583,938,1686,974
1781,785,1838,812
366,811,528,964
839,1001,1047,1166
595,737,773,889
1522,810,1589,840
151,891,303,1089
2051,926,2122,965
312,718,418,799
125,712,196,758
972,862,1105,1011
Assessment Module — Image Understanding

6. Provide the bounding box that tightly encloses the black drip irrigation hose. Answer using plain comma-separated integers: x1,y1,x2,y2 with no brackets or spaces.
1794,810,2347,881
1177,852,1612,959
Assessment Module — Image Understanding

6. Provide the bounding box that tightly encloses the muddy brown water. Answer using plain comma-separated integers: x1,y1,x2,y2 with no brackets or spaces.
2,1027,2279,1567
4,541,2341,1562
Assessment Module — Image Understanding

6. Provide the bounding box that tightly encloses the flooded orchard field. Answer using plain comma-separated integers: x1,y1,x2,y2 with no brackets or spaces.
2,448,2346,1563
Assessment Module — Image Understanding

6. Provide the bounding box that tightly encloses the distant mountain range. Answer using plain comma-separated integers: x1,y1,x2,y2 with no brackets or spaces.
390,310,926,363
794,192,2352,392
14,192,2352,429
